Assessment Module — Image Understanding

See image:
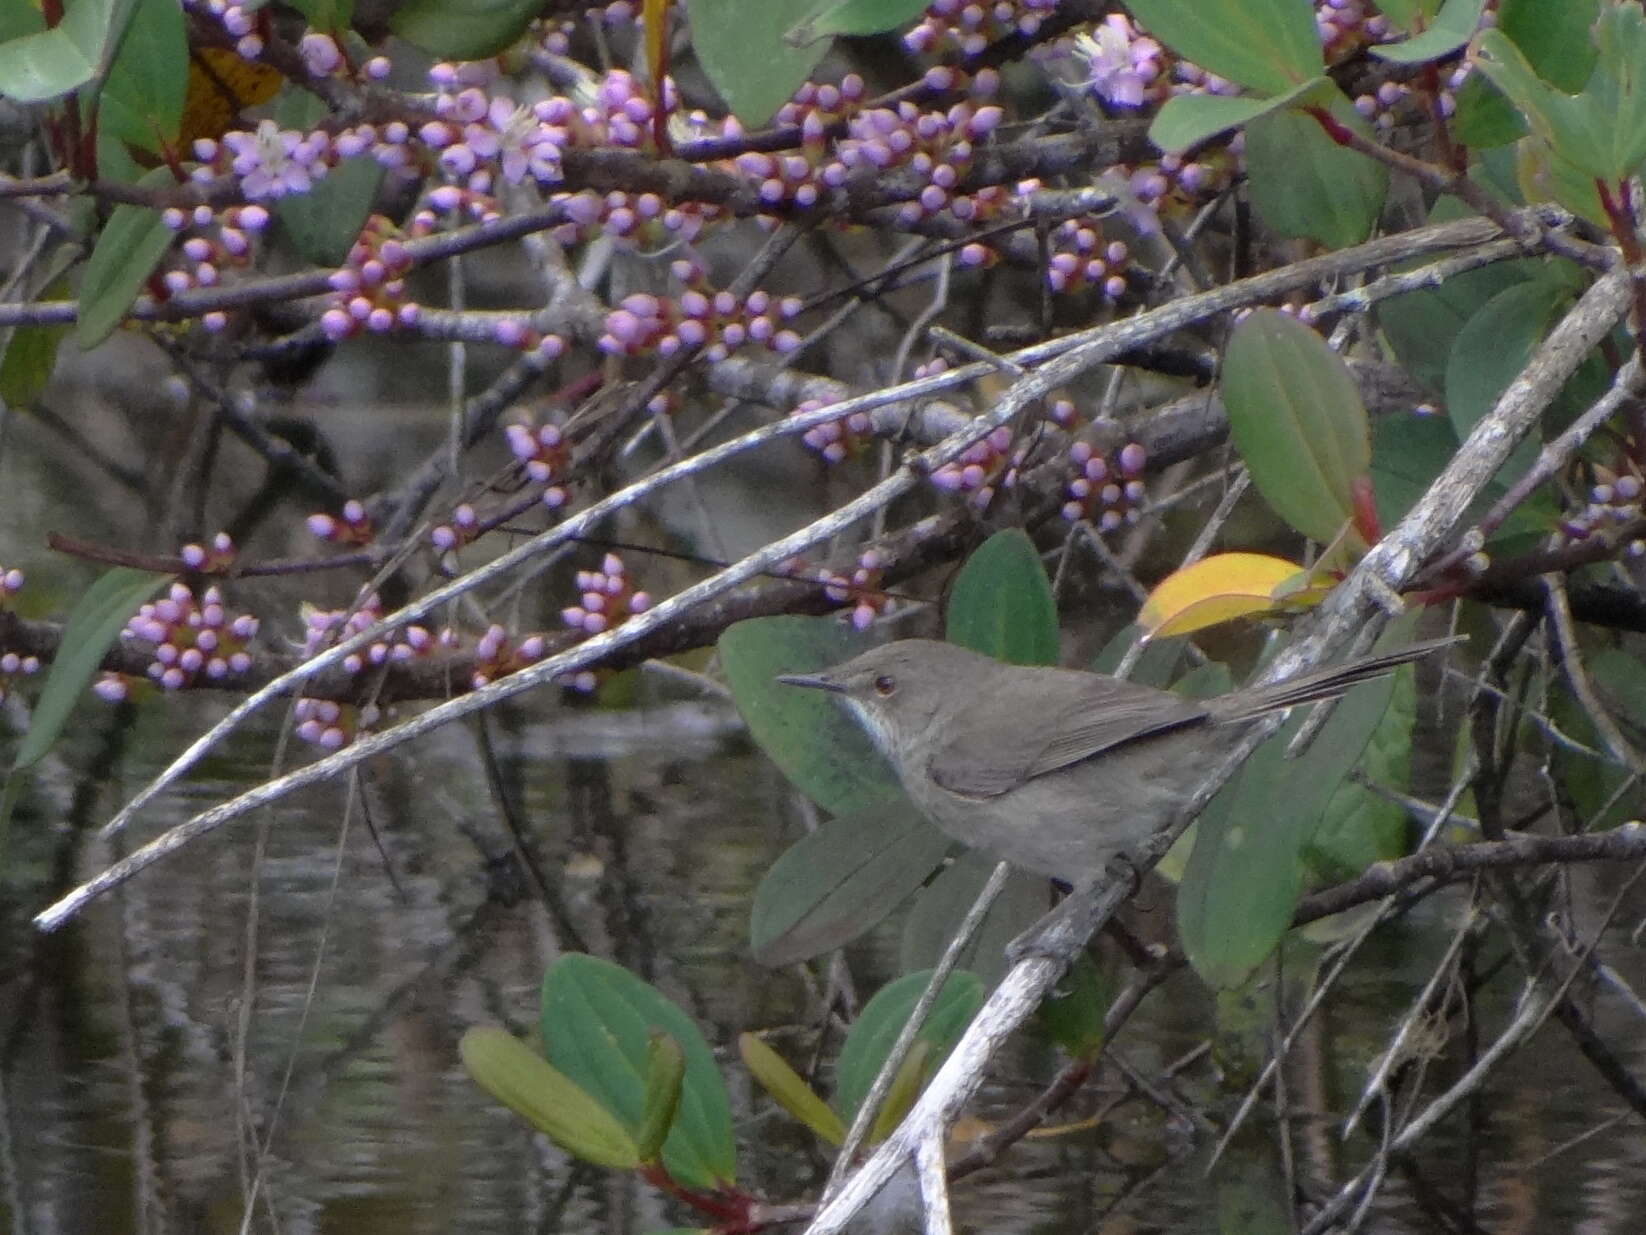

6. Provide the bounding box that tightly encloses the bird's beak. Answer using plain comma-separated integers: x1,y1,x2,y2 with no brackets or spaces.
776,672,845,693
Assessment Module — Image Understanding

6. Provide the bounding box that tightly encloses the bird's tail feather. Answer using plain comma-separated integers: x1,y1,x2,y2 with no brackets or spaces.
1210,636,1461,724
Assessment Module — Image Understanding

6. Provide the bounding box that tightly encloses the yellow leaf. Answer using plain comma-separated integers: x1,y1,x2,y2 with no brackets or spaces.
180,48,284,147
1138,552,1332,639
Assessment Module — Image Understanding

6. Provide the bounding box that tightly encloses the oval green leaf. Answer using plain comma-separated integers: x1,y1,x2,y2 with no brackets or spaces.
274,89,382,266
833,969,982,1121
390,0,541,59
1176,621,1414,989
77,166,176,348
540,955,735,1191
1148,75,1333,154
1125,0,1323,94
9,566,171,773
459,1027,642,1169
1499,0,1599,92
720,615,900,816
636,1031,686,1163
738,1032,845,1144
787,0,929,44
1034,952,1114,1059
898,854,1046,989
1371,0,1487,64
1244,99,1387,249
0,0,140,104
751,798,952,966
686,0,829,126
944,528,1058,667
1221,309,1371,545
95,0,185,154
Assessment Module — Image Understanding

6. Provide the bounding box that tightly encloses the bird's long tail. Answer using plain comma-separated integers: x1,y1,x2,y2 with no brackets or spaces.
1209,636,1461,724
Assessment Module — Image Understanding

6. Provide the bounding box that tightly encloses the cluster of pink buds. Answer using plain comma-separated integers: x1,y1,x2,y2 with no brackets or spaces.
548,186,721,248
796,397,874,464
470,624,548,689
1040,221,1131,298
1317,0,1394,63
308,499,375,545
182,0,266,61
97,582,259,698
179,531,237,573
430,504,482,553
293,697,380,750
1559,475,1646,552
562,554,650,638
505,420,573,509
905,0,1061,55
319,216,418,341
819,549,890,631
0,649,40,704
931,426,1022,509
600,262,804,359
157,203,270,330
300,592,448,674
1062,441,1148,530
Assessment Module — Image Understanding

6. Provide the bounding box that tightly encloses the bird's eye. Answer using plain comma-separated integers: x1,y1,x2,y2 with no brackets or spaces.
874,674,897,696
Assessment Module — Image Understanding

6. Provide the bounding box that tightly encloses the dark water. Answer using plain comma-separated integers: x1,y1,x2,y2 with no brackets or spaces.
5,682,1646,1235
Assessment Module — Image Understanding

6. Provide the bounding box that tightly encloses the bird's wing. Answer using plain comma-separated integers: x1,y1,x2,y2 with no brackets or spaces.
928,669,1211,798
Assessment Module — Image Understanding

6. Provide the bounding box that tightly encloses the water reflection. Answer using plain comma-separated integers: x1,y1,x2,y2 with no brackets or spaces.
4,685,1646,1234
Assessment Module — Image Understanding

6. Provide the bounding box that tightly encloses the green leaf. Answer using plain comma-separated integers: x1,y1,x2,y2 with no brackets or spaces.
1375,197,1535,391
1243,98,1387,248
273,89,381,265
389,0,541,59
721,615,900,816
1371,0,1487,64
1304,656,1417,881
786,0,929,44
76,166,175,348
739,1032,846,1144
540,956,735,1191
833,970,982,1120
0,275,72,408
750,798,952,966
1477,7,1646,184
944,529,1058,667
636,1032,686,1164
1375,0,1439,30
459,1027,642,1170
1125,0,1323,94
0,0,140,103
1148,75,1333,154
7,566,171,774
898,854,1047,988
686,0,830,126
286,0,356,28
94,0,185,154
1450,72,1528,149
1221,308,1371,545
1499,0,1600,92
1034,953,1114,1058
1177,622,1413,988
1550,648,1646,830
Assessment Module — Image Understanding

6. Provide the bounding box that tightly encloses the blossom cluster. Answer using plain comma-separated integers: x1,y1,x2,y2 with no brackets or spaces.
96,581,259,698
1061,441,1149,530
599,261,804,359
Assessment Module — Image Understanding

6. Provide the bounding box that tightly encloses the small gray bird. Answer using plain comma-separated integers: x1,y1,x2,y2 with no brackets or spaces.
779,638,1451,883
